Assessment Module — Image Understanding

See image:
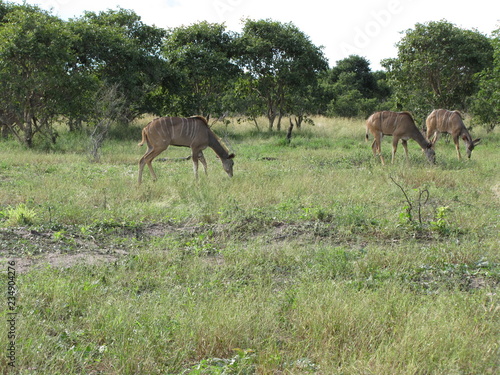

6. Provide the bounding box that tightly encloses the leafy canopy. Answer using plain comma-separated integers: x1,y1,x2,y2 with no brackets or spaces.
237,19,328,129
382,20,493,119
161,21,241,117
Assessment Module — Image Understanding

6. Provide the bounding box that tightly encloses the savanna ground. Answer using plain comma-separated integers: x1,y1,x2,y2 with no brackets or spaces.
0,116,499,374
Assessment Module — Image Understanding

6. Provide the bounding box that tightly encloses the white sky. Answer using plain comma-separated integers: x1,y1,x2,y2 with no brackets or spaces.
13,0,500,70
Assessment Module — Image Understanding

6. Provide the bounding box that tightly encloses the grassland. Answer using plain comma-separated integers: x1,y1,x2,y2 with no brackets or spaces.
0,116,499,374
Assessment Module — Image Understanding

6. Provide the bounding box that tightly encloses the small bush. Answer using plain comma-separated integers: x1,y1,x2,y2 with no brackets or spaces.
3,203,37,226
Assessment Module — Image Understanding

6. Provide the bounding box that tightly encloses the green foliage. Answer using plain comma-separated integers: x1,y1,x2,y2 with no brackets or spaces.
237,19,328,129
429,206,452,235
69,8,166,121
383,20,494,120
161,21,241,117
1,5,499,144
0,3,76,147
0,4,165,148
187,348,256,374
321,55,391,117
327,89,379,118
2,203,37,226
470,28,500,131
392,177,459,236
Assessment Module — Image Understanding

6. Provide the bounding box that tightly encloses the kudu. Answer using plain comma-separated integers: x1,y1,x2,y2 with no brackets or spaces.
365,111,435,165
426,109,480,160
138,116,235,183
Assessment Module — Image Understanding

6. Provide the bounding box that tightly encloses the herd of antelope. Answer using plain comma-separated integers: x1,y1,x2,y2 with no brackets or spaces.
137,109,480,182
365,109,480,165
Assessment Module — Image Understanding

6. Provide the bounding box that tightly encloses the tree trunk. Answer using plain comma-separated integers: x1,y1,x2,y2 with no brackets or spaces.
0,124,9,138
23,110,34,148
286,118,294,144
23,122,33,148
295,115,303,129
267,108,276,130
252,117,261,131
277,113,284,131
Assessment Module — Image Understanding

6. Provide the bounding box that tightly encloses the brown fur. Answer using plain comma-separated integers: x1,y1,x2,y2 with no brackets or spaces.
426,109,480,160
138,116,234,183
366,111,435,165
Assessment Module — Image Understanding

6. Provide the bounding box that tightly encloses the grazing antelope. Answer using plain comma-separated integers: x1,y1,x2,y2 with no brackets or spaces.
426,109,480,160
365,111,435,165
138,116,235,183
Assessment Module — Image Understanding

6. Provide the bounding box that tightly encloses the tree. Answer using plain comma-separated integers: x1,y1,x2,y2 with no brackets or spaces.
382,20,493,120
0,4,167,146
470,27,499,131
321,55,390,118
0,3,76,147
161,21,241,118
68,8,167,122
326,55,378,97
237,19,328,130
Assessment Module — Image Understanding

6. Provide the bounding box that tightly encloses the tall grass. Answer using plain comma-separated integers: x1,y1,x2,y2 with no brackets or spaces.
0,116,499,374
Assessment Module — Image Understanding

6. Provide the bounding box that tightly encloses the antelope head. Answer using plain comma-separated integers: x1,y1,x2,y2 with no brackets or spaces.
424,144,436,164
222,153,235,177
466,138,481,159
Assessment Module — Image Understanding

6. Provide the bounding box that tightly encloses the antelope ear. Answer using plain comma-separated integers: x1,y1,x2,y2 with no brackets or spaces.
473,138,481,146
228,153,235,159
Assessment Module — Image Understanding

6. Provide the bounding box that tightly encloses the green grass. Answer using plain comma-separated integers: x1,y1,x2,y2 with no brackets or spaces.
0,116,499,374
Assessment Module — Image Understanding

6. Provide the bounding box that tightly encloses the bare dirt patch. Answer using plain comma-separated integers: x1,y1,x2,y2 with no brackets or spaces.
0,220,338,272
0,227,130,273
0,222,219,273
5,251,127,273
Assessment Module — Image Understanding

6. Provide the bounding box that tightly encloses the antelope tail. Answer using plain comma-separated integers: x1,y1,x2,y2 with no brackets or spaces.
138,128,147,147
